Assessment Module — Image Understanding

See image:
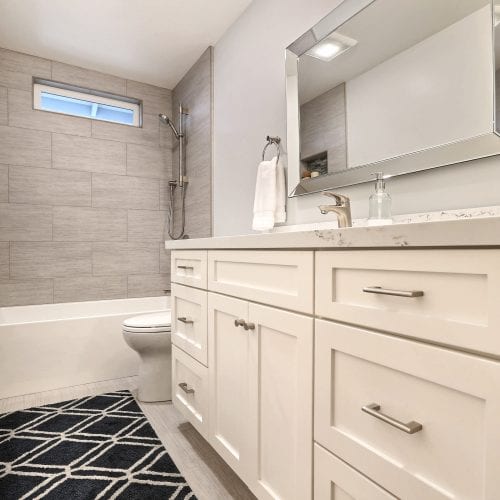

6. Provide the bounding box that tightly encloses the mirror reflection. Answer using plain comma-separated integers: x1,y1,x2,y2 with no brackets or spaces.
288,0,496,196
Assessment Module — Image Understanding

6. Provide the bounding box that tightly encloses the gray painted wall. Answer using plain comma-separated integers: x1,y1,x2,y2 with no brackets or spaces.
0,47,212,306
213,0,500,236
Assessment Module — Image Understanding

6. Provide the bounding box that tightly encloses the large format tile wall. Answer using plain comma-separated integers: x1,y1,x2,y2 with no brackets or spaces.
169,47,213,238
0,47,179,306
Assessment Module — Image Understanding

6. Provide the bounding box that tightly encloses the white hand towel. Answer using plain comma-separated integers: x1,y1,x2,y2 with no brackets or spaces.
274,157,286,224
252,156,286,231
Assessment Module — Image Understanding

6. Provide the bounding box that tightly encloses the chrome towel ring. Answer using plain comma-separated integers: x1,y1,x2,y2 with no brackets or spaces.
262,135,281,161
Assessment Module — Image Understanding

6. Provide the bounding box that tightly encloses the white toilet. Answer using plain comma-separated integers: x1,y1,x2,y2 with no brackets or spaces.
122,312,172,402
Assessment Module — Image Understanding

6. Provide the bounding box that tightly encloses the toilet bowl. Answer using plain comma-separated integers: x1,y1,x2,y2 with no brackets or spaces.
122,312,172,403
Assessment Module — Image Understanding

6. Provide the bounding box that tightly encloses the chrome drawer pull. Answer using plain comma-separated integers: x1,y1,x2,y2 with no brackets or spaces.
177,265,194,270
244,322,255,331
363,286,424,298
362,403,423,434
234,319,246,328
178,382,195,394
177,317,194,324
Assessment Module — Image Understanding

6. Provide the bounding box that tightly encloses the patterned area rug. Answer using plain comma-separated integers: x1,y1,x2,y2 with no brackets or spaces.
0,390,197,499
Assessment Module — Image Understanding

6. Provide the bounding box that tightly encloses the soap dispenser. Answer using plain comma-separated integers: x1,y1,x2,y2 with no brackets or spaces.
368,172,392,226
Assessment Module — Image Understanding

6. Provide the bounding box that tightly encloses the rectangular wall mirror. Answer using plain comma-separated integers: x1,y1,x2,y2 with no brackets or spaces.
287,0,500,197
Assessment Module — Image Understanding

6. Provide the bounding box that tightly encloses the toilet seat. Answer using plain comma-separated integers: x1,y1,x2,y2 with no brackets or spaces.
122,312,171,334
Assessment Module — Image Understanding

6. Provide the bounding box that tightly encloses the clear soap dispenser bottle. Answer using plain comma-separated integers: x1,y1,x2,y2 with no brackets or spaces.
368,172,392,226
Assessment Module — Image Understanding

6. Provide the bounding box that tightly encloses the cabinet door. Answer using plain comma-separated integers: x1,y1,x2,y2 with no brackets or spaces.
208,292,251,481
247,303,313,500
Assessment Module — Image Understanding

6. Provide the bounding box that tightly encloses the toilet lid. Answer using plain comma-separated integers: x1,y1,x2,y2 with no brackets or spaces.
123,312,171,329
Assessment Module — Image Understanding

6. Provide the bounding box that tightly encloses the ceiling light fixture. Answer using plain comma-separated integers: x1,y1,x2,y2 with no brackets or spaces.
306,32,358,62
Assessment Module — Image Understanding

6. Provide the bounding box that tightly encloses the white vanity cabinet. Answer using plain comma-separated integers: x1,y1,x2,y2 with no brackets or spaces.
171,250,314,500
170,247,500,500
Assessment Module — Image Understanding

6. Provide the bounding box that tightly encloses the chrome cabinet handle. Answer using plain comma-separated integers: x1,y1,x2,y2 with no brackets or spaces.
362,403,423,434
177,265,194,270
234,319,246,328
178,382,195,394
363,286,424,298
177,317,194,324
244,322,255,331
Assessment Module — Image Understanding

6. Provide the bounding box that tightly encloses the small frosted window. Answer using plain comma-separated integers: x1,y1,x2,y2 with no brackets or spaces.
33,80,141,127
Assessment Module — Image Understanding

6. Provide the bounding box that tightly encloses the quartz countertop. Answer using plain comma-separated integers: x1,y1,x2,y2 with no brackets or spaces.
165,214,500,250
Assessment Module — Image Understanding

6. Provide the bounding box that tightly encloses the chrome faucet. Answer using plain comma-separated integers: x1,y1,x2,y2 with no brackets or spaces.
318,192,352,228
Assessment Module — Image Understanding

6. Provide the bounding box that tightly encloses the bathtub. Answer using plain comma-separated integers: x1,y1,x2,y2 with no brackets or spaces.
0,296,170,399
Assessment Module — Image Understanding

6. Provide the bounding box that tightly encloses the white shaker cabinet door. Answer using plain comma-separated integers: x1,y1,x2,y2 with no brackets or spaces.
208,292,251,482
247,303,313,500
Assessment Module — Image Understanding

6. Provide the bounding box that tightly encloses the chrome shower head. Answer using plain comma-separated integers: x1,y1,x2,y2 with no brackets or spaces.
158,113,169,124
158,113,181,139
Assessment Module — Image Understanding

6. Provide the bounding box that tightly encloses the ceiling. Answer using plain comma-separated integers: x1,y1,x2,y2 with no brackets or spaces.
0,0,252,89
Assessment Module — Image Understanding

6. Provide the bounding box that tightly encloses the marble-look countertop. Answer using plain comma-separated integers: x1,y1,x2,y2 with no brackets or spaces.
165,206,500,250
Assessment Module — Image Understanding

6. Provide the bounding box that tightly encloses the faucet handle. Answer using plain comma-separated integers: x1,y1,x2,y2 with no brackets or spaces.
322,192,350,206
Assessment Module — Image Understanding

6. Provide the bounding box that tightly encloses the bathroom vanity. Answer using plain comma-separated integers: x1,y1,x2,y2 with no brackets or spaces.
166,218,500,500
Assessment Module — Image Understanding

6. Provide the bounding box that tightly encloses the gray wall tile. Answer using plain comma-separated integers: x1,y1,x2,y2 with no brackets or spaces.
0,48,51,91
52,134,126,175
128,210,166,241
0,242,8,278
92,241,159,276
300,83,346,172
53,206,127,241
8,89,92,137
92,173,159,210
0,279,53,306
92,112,159,146
0,165,7,202
54,275,127,303
10,242,92,279
172,47,213,239
159,245,171,274
0,48,51,75
127,143,172,179
0,86,6,125
159,180,178,211
52,62,127,95
0,125,51,168
127,274,170,298
0,46,211,307
9,166,91,206
126,80,172,115
0,203,53,241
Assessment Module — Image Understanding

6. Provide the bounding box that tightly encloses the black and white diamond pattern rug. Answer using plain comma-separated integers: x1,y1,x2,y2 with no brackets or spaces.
0,390,197,499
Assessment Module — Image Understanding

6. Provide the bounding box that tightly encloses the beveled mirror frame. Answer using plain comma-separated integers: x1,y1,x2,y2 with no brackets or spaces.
287,0,500,197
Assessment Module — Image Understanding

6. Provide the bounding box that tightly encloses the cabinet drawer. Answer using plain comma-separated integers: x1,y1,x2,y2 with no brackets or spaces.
314,444,396,500
315,319,500,500
208,250,313,313
171,283,208,366
315,249,500,355
172,345,208,438
171,250,207,289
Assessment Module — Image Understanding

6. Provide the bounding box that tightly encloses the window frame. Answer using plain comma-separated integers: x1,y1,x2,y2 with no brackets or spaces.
33,78,142,127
